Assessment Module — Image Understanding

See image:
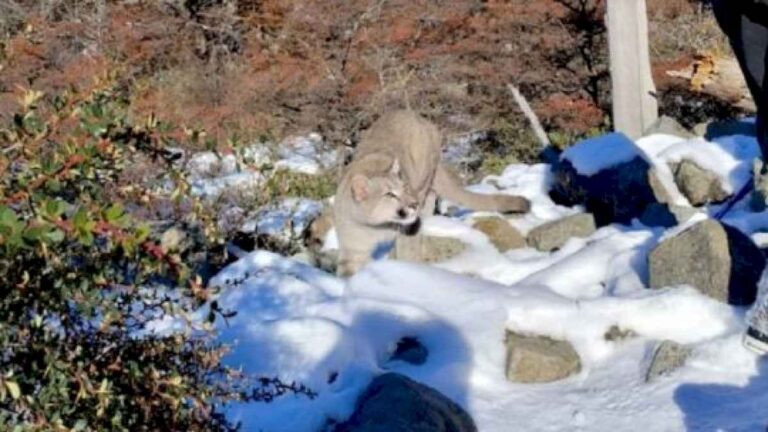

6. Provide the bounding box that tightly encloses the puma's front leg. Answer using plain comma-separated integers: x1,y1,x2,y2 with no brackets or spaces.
337,250,370,277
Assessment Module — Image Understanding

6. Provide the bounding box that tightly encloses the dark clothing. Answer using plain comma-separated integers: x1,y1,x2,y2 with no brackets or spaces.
713,0,768,158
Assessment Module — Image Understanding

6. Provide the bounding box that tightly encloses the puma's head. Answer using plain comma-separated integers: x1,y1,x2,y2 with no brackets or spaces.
349,159,419,226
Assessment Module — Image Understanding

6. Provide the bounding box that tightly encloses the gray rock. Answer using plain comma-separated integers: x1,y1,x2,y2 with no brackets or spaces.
645,340,692,382
648,219,765,305
304,209,338,273
505,331,581,383
392,235,467,263
751,158,768,212
671,159,729,206
551,152,670,226
639,203,699,228
472,216,526,252
526,213,597,252
334,373,477,432
643,115,695,138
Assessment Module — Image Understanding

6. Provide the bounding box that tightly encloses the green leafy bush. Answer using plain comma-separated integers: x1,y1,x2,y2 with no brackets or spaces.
0,81,308,431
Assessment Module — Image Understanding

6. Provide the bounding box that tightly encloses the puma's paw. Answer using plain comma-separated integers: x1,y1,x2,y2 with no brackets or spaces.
498,195,531,214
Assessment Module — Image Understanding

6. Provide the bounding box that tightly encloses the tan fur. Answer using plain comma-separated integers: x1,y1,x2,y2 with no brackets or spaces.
334,110,530,276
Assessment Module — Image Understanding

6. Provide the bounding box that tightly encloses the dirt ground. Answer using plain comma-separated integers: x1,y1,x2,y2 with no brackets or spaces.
0,0,740,156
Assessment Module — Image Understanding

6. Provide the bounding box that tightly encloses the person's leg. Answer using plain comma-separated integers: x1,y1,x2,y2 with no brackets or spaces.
714,1,768,156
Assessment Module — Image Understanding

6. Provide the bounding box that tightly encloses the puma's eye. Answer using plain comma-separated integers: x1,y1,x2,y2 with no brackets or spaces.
385,191,399,199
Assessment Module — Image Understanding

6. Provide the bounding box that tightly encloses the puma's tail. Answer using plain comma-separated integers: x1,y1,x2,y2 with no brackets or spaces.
434,164,530,213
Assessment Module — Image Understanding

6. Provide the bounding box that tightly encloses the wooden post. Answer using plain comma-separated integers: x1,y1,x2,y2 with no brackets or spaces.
606,0,658,139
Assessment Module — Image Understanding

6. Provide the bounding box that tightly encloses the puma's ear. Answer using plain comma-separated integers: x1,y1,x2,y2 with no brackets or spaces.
389,158,401,175
351,174,370,202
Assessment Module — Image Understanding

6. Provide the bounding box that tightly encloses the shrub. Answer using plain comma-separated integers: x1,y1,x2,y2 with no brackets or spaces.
0,79,309,430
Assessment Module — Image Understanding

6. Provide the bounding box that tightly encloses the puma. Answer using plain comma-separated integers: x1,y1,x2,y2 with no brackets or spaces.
333,110,531,276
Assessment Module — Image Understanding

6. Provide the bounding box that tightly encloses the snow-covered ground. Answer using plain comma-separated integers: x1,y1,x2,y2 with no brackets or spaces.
178,127,768,431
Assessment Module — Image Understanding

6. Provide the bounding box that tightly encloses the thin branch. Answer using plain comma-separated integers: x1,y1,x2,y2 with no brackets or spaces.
506,83,551,149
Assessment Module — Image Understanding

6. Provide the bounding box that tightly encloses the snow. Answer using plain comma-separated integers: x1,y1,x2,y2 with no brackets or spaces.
635,133,761,194
274,133,338,175
240,198,323,238
561,132,644,176
559,131,761,208
185,133,337,198
165,128,768,431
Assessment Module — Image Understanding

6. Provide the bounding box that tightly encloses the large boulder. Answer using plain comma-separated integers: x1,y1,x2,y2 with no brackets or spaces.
505,331,581,383
526,213,597,252
648,219,766,305
671,159,729,206
335,373,477,432
471,216,526,252
550,133,670,226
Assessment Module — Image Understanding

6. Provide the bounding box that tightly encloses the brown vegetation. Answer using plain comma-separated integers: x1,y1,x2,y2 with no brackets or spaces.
0,0,740,153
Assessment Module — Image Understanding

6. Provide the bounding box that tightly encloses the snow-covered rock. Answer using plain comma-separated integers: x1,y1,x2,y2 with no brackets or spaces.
551,133,670,225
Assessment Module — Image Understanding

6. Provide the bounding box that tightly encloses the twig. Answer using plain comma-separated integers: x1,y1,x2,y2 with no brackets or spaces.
506,83,551,149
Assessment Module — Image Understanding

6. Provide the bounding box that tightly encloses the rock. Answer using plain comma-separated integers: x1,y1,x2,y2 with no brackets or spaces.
526,213,596,252
645,341,692,382
505,331,581,383
551,133,671,226
160,227,188,253
603,325,638,342
643,115,695,138
389,337,428,365
303,209,339,273
304,208,334,252
648,219,765,305
392,235,467,263
334,373,477,432
671,159,729,206
471,216,526,252
639,203,699,228
751,158,768,212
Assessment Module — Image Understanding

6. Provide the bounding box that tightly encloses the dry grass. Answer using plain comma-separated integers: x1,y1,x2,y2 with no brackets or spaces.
648,1,729,60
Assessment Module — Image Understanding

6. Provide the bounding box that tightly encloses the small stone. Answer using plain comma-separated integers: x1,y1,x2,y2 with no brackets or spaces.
527,213,597,252
160,227,188,253
604,325,638,342
645,340,692,382
671,159,729,206
751,158,768,212
392,235,467,263
505,330,581,383
471,216,526,252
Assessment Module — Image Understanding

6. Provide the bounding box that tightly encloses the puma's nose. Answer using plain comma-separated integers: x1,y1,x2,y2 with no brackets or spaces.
397,208,407,218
